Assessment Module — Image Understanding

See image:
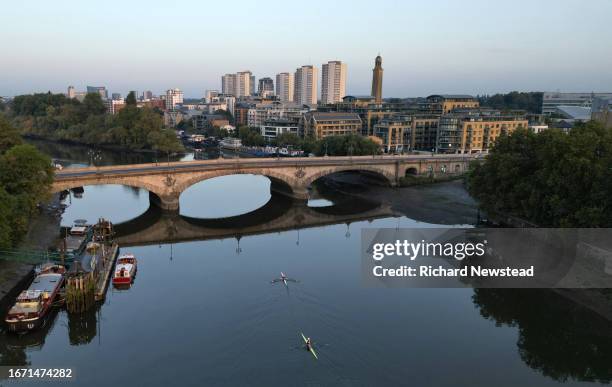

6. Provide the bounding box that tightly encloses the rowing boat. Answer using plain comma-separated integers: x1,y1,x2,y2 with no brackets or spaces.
301,332,318,360
281,272,288,286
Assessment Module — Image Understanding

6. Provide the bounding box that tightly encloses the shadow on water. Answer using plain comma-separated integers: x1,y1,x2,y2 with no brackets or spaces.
473,288,612,384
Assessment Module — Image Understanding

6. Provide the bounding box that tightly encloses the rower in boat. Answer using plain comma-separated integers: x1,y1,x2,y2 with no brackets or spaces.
271,272,298,286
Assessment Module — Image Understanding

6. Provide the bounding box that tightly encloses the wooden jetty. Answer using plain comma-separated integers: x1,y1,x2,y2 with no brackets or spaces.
94,243,118,301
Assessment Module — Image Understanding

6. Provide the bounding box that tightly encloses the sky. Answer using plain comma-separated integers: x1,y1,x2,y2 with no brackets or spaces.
1,0,612,98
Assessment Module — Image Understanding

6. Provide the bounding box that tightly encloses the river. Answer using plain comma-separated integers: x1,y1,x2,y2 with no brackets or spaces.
1,140,610,386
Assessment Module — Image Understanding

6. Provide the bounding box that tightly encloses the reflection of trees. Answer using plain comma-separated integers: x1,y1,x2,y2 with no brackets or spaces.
68,305,99,346
473,289,612,383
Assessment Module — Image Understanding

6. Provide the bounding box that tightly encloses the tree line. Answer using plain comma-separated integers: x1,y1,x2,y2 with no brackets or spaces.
478,92,543,114
7,92,183,153
467,121,612,227
0,115,54,249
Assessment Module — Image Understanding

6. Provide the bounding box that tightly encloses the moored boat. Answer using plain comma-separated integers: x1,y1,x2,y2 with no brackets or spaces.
5,268,66,333
112,253,137,286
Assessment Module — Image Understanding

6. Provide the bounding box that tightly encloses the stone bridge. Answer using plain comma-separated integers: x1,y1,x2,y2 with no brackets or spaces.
53,154,477,211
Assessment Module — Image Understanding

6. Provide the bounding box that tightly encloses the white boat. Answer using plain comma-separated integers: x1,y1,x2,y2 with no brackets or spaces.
112,253,137,286
219,137,242,150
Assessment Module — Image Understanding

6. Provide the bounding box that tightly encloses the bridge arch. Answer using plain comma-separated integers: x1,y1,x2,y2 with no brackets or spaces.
51,177,168,199
301,165,396,188
175,169,297,196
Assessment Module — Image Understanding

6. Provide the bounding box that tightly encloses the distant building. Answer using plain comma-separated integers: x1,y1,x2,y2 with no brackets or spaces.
87,86,108,100
111,93,122,101
424,95,479,114
192,113,230,130
554,105,591,122
67,86,76,99
592,97,612,128
222,74,237,96
276,73,294,102
205,90,219,103
321,61,347,105
529,124,549,134
294,65,318,106
301,112,362,139
371,55,383,104
374,116,411,153
437,110,528,154
143,90,153,100
261,119,300,141
165,88,184,110
258,78,274,98
164,110,184,128
105,99,125,115
542,92,612,115
246,101,310,128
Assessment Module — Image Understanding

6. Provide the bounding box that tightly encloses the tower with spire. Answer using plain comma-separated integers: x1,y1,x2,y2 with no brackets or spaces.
371,54,383,104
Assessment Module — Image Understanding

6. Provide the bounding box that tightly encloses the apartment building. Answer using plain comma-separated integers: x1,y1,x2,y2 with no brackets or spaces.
301,112,362,139
321,61,347,104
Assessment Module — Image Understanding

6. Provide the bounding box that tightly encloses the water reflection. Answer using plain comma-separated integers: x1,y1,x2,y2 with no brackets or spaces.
473,289,612,383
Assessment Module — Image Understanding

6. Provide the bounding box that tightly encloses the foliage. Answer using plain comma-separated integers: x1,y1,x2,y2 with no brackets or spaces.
237,126,265,146
0,119,53,248
8,92,183,152
478,92,543,114
313,135,381,156
467,121,612,226
125,91,137,106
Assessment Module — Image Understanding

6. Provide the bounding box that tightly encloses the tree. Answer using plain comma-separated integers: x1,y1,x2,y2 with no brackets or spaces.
81,93,107,116
468,121,612,227
0,114,22,152
125,91,137,106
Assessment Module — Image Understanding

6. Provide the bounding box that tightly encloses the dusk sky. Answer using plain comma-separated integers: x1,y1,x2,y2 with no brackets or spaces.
1,0,611,98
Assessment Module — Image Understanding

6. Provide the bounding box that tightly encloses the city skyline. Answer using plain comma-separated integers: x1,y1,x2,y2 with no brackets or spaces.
1,0,612,98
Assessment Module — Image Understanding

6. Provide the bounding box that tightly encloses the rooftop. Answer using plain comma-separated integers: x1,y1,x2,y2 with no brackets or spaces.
308,112,362,122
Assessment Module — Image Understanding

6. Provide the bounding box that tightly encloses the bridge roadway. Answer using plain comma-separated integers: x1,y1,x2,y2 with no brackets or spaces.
53,154,478,211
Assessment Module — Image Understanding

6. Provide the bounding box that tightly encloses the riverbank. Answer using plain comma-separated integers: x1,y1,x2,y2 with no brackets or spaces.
0,194,62,307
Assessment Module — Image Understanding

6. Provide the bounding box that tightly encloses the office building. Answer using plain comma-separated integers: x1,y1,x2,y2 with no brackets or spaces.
87,86,108,100
261,119,300,141
301,112,362,139
294,65,318,106
67,86,76,99
321,61,347,105
258,77,274,97
276,73,294,102
165,88,184,110
371,55,383,104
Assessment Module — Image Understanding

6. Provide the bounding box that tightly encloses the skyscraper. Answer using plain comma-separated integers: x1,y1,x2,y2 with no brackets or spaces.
276,73,294,102
222,74,237,95
294,65,318,105
67,86,75,99
236,71,253,97
371,55,383,104
165,88,184,110
258,77,274,97
321,60,347,104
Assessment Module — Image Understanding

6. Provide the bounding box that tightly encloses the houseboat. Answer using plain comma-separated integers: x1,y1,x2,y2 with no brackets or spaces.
112,253,137,286
5,267,66,333
220,137,242,151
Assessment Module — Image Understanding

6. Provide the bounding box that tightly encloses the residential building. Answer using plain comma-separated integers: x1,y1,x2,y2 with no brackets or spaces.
143,90,153,100
374,116,411,153
261,119,300,141
424,95,479,114
250,75,256,97
129,90,139,100
222,74,237,96
294,65,318,106
321,61,347,104
165,88,184,110
234,104,252,127
246,101,310,128
276,72,294,102
164,110,184,128
111,93,122,101
258,78,274,98
371,55,383,104
105,99,125,115
408,115,440,152
87,86,108,100
67,86,76,99
301,112,362,139
437,110,528,154
192,113,230,130
205,90,219,103
542,92,612,115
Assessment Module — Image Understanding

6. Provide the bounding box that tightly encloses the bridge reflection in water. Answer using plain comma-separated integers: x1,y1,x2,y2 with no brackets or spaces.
115,193,393,247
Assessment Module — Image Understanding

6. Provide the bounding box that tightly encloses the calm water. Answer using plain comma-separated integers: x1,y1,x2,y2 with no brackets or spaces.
1,141,611,386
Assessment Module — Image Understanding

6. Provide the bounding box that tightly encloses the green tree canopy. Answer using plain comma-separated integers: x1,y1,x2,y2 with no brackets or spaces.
0,114,23,152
